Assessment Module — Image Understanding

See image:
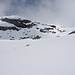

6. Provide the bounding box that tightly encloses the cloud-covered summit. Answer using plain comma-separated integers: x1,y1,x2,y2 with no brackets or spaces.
0,0,75,27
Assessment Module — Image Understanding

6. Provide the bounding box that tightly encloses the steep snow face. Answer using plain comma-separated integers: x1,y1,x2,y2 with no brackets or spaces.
0,16,75,40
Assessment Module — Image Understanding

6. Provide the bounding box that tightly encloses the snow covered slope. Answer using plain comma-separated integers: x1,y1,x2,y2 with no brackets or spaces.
0,16,75,40
0,16,75,75
0,35,75,75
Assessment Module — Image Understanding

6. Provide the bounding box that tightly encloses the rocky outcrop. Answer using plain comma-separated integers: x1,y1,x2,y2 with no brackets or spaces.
0,16,75,40
0,26,19,31
69,31,75,35
1,18,36,28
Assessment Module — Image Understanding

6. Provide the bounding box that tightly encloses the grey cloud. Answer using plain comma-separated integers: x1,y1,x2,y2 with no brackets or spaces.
0,0,75,27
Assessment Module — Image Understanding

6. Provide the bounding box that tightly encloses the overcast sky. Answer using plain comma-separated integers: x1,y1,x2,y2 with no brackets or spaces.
0,0,75,27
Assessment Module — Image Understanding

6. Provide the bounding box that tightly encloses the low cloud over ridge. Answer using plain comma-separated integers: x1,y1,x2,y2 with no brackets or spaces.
0,0,75,27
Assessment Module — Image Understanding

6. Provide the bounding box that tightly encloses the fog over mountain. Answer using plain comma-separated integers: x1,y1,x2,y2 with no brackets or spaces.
0,0,75,27
0,1,75,75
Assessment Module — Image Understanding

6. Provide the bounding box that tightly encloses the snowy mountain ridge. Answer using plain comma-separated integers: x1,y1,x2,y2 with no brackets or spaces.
0,16,75,75
0,15,75,40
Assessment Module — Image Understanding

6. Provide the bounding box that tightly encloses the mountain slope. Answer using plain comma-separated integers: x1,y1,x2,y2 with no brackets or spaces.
0,16,75,75
0,16,75,40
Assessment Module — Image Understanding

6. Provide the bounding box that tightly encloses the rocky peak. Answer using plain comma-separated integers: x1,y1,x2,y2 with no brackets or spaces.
0,16,75,40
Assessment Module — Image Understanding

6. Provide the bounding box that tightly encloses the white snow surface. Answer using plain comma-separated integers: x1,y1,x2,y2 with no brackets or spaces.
0,16,75,75
0,20,14,26
0,35,75,75
0,15,23,19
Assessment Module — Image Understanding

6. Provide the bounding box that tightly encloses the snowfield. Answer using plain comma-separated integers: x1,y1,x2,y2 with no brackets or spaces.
0,35,75,75
0,16,75,75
